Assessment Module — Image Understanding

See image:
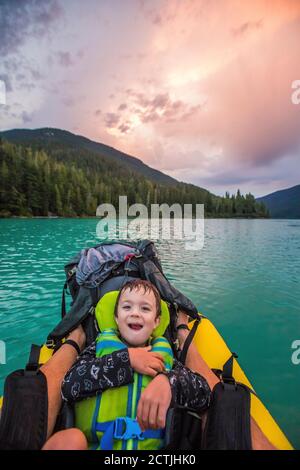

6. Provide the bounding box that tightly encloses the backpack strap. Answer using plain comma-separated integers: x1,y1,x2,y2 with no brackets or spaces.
221,352,238,385
25,344,42,374
61,281,68,318
178,319,201,365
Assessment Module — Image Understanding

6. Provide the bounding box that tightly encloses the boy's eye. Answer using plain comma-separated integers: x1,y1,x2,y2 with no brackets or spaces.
123,305,130,310
142,306,150,311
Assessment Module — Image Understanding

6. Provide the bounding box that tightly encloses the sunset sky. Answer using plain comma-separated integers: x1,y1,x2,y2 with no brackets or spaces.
1,0,300,197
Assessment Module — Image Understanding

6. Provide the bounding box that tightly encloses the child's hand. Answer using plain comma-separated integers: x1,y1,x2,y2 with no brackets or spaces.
137,374,171,431
128,346,165,377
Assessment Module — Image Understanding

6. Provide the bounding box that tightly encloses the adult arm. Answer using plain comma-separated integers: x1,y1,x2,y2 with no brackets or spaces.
40,326,86,440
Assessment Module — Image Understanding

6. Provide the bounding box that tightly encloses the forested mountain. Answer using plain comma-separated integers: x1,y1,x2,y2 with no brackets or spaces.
0,128,176,185
256,185,300,218
0,128,269,218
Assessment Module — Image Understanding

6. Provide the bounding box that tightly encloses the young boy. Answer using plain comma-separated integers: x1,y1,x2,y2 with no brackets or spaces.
43,280,211,450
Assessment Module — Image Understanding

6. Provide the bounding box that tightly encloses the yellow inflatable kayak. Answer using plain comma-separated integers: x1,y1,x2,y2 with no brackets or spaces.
0,314,293,450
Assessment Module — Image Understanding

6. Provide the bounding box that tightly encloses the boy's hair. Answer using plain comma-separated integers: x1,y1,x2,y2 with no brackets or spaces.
114,279,161,318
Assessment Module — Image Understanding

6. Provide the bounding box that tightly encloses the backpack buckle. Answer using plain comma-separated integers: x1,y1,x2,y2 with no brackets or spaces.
114,417,144,441
67,266,77,278
220,374,238,390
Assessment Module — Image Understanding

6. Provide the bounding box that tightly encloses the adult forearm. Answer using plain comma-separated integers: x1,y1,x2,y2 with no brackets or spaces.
41,344,80,439
178,329,219,390
40,329,85,439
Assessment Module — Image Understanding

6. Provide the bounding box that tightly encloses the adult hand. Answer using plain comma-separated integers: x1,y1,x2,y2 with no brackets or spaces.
136,374,172,431
128,347,165,377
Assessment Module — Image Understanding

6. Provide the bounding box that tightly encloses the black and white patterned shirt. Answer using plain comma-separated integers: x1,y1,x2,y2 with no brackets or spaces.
61,340,211,412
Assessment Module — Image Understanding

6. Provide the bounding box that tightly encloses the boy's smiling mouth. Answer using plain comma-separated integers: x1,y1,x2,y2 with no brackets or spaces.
128,323,143,331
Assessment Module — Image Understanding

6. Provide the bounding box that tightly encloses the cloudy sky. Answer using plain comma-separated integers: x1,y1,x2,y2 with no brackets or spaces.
0,0,300,197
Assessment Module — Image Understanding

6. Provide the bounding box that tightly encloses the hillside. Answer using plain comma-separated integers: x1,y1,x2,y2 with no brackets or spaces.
256,185,300,218
0,128,177,186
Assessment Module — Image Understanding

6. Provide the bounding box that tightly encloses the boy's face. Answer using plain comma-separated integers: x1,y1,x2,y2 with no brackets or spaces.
115,287,160,347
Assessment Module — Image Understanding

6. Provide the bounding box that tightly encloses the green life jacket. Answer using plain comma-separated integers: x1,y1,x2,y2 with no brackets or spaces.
75,290,173,450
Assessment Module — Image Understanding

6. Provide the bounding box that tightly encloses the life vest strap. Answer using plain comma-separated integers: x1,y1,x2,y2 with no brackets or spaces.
95,417,164,450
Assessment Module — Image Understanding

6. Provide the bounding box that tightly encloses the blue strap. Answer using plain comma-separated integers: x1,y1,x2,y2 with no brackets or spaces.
95,417,164,450
97,421,115,450
143,429,164,439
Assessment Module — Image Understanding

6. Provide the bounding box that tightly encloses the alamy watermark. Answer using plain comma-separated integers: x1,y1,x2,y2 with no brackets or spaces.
291,80,300,105
96,196,204,251
0,79,6,105
291,340,300,365
0,340,6,365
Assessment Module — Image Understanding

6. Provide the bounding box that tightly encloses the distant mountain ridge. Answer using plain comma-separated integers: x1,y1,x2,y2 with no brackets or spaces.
0,127,177,186
256,185,300,218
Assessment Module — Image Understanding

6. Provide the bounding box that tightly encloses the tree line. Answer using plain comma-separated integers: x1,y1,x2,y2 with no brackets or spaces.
0,138,269,218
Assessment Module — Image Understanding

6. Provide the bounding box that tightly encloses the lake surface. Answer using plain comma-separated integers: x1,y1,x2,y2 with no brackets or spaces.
0,218,299,448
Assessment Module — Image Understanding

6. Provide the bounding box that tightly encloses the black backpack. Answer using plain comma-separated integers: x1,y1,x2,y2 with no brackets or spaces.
47,239,199,358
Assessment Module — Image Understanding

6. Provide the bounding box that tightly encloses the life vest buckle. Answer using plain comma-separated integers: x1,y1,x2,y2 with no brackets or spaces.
114,417,145,441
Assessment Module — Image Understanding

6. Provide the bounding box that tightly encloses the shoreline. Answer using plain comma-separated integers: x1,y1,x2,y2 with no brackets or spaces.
1,215,298,221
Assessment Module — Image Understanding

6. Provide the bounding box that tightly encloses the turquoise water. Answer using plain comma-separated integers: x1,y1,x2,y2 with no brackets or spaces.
0,218,299,448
